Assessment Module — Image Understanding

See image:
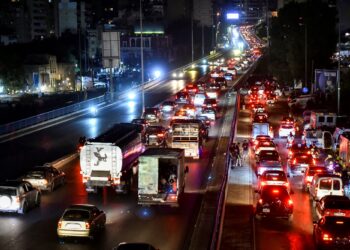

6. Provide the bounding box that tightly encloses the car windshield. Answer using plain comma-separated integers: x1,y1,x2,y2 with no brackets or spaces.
0,187,17,196
163,101,173,106
294,154,312,164
26,171,45,179
63,209,90,220
146,126,163,134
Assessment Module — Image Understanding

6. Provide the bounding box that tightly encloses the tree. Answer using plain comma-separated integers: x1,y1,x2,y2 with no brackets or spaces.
269,0,337,84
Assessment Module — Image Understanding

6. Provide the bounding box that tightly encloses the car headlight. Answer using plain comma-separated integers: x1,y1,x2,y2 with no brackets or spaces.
172,72,177,78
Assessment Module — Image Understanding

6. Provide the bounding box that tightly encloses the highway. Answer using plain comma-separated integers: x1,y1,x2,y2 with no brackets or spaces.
0,56,247,249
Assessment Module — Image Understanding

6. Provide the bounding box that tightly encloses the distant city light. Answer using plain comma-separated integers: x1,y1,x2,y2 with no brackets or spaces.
227,13,239,20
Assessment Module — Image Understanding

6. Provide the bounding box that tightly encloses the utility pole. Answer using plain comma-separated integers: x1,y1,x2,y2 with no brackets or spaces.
305,25,308,88
337,0,341,115
191,15,194,62
201,24,205,57
140,0,145,113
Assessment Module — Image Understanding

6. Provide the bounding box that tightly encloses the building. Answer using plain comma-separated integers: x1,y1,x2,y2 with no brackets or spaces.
24,54,75,92
55,0,92,36
0,0,53,43
193,0,213,27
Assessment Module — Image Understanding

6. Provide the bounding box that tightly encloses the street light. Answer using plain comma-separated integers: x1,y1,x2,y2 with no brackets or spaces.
140,0,145,114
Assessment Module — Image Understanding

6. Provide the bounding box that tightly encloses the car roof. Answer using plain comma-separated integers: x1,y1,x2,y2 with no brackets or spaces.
67,204,97,210
314,174,342,179
320,195,350,202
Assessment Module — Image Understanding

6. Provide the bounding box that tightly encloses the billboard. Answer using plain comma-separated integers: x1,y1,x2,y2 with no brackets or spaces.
314,69,338,94
102,31,120,68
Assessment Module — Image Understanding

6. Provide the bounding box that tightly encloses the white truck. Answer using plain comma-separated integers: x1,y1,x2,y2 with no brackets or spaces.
310,111,337,129
138,148,188,207
80,123,144,193
302,129,333,149
252,122,272,140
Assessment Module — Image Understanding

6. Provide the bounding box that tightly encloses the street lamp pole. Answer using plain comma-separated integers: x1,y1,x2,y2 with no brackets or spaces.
305,25,307,88
337,1,341,115
140,0,145,114
191,14,194,62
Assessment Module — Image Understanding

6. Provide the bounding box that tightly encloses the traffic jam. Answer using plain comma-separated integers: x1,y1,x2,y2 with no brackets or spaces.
238,75,350,249
0,39,260,246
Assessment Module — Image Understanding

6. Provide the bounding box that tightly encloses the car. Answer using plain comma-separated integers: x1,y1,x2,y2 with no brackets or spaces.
227,67,237,75
288,152,314,176
171,71,185,79
214,77,227,89
253,135,273,149
252,103,265,113
57,204,106,240
173,109,188,120
315,195,350,219
185,83,199,94
313,216,350,249
175,92,190,104
114,243,158,250
145,125,168,146
205,89,218,99
255,186,293,221
207,82,221,90
257,170,290,193
160,101,177,113
279,124,295,138
224,73,233,81
201,108,216,121
288,142,310,159
256,160,283,176
302,166,330,192
255,140,276,156
202,98,218,110
0,180,41,214
143,107,162,123
22,165,65,192
193,93,206,106
253,113,268,123
131,118,149,129
196,115,211,128
182,104,196,117
309,174,344,201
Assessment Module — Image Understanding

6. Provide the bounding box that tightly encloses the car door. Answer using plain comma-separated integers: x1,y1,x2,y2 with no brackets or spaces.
22,183,33,206
331,178,342,196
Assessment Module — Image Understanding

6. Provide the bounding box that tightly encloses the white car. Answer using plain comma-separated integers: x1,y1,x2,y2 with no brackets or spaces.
255,140,276,156
201,108,216,121
172,71,185,79
279,124,295,137
257,170,291,193
193,93,206,106
206,90,218,99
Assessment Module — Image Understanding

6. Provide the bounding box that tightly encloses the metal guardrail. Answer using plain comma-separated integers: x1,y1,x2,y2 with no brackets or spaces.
0,52,223,136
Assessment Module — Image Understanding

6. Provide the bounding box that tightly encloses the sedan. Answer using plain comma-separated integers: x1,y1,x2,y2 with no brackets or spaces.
201,108,216,121
313,216,350,249
257,170,290,193
0,180,41,214
160,101,177,113
315,195,350,219
22,165,65,192
57,204,106,240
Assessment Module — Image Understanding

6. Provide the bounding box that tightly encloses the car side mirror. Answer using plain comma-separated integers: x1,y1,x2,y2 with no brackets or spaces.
185,166,189,174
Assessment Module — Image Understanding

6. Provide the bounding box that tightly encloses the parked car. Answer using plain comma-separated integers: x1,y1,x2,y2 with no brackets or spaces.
22,165,65,192
0,180,41,214
57,204,106,241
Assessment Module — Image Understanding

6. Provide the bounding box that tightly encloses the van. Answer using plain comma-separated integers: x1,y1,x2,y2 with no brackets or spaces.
309,174,344,201
310,112,337,129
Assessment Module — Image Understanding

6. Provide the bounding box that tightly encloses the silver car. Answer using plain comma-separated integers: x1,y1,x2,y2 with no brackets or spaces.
57,204,106,240
0,180,41,214
22,165,65,192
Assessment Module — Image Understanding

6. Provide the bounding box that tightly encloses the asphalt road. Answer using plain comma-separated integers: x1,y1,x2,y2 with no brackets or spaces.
252,97,316,250
0,60,244,249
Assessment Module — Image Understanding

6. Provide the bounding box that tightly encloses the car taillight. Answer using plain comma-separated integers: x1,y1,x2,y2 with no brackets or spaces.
322,233,333,241
258,199,263,204
261,181,266,186
58,221,62,229
272,189,279,194
85,222,90,229
287,199,293,206
82,176,89,183
293,159,297,164
284,183,289,187
15,196,20,204
157,133,164,137
42,179,48,185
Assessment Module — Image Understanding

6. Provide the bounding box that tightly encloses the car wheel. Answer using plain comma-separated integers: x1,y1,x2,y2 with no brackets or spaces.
35,193,41,207
19,202,28,214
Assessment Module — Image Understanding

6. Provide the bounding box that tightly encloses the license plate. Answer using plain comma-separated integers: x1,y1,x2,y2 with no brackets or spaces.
334,212,345,216
263,208,270,213
66,223,81,230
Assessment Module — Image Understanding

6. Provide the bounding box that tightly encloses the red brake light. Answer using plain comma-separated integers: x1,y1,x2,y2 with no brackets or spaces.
85,222,90,229
322,233,333,241
272,189,279,194
258,198,263,204
58,221,62,229
157,133,164,137
261,181,266,186
293,159,297,164
287,199,293,206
